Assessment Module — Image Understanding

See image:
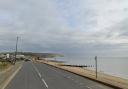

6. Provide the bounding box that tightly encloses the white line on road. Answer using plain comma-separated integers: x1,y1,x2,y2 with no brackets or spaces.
80,82,84,85
86,86,92,89
32,63,49,88
38,72,42,78
41,78,48,88
2,64,22,89
32,63,42,78
67,76,71,79
43,64,95,89
71,78,74,80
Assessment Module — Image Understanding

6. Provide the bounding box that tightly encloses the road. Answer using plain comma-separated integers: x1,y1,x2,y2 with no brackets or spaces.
5,61,113,89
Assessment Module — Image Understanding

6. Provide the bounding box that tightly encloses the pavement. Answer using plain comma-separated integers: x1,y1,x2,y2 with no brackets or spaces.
5,61,113,89
0,62,22,89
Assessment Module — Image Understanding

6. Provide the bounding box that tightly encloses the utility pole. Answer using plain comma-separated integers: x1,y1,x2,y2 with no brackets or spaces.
14,36,19,64
95,56,98,79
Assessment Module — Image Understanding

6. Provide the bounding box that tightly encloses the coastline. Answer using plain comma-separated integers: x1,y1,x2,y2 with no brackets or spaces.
36,59,128,89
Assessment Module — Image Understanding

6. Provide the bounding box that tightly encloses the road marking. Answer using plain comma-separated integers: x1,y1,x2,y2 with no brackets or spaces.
42,64,95,89
2,64,22,89
32,63,49,88
44,65,82,84
67,76,71,78
86,86,92,89
41,78,48,88
32,63,42,78
38,73,42,78
44,65,66,76
80,82,84,85
71,78,74,80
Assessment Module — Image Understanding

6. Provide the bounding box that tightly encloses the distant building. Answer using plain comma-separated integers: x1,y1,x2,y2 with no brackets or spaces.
6,54,10,59
16,55,25,59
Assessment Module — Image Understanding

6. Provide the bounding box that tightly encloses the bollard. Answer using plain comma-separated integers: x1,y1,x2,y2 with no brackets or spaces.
95,56,98,79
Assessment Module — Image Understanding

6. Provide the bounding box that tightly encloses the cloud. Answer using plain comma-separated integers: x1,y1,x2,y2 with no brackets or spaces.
0,0,128,57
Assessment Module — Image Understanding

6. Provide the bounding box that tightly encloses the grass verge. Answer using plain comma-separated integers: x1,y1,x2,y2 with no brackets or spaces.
0,62,11,72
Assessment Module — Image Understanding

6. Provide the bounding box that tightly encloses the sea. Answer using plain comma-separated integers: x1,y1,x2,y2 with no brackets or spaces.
56,56,128,79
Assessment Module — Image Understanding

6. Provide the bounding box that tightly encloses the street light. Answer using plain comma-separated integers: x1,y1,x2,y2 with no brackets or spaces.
14,36,19,64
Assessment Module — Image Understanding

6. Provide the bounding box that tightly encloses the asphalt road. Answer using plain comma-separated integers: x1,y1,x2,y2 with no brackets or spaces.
5,61,113,89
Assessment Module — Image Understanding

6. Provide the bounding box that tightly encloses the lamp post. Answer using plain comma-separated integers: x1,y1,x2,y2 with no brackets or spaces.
14,36,19,64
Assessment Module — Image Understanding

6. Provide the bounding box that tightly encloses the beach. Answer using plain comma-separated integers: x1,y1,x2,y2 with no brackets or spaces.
37,59,128,89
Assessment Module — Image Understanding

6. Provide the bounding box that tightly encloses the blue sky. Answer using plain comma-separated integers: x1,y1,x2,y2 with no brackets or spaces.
0,0,128,57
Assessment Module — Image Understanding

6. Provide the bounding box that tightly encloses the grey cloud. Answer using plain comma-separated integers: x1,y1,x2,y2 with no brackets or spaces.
105,18,128,38
0,0,128,58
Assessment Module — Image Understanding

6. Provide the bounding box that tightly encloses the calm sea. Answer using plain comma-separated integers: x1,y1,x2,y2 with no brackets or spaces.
57,56,128,79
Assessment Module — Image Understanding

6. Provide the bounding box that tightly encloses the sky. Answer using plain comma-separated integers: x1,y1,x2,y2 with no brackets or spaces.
0,0,128,57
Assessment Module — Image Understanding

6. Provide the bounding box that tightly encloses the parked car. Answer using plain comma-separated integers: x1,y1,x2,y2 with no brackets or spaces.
24,59,30,62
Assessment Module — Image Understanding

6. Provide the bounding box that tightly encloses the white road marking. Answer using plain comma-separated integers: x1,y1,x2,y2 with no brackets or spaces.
41,78,48,88
67,76,71,78
32,63,42,78
86,86,92,89
38,73,42,78
42,64,103,89
44,64,92,89
44,65,70,78
80,82,84,85
71,78,74,80
2,64,22,89
32,63,49,88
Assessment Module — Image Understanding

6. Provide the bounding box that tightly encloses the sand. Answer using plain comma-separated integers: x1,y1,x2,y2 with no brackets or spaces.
37,60,128,89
